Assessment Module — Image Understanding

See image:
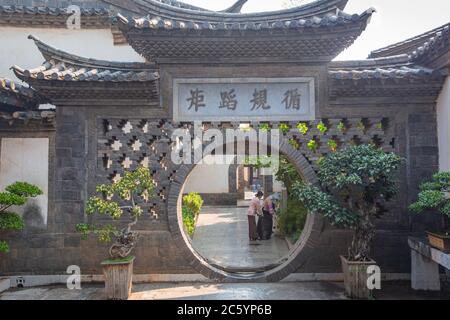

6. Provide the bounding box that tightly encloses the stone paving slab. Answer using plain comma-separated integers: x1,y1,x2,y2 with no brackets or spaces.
0,282,347,300
1,282,449,300
192,207,290,269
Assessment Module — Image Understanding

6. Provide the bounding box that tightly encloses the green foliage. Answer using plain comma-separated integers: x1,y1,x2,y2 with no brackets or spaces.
337,121,346,133
181,193,204,237
183,193,204,215
292,183,358,228
6,182,43,198
0,182,43,210
259,123,270,132
0,240,9,253
78,166,155,244
357,121,366,132
316,145,402,196
317,121,328,134
0,212,24,231
289,138,300,150
275,155,301,193
279,123,290,134
182,206,196,237
307,139,318,152
292,145,403,261
375,122,383,130
327,139,338,152
278,199,308,243
0,181,42,255
244,155,273,169
297,122,309,135
409,172,450,218
76,223,118,243
0,192,26,207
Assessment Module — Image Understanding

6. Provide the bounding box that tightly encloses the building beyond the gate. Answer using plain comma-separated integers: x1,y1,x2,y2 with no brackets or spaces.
0,0,449,281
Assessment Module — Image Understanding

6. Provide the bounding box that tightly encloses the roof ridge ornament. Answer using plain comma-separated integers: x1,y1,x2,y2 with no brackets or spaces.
221,0,248,13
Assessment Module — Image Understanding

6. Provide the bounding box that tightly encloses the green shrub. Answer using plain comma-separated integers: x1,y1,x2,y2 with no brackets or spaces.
317,121,328,134
182,206,196,237
279,123,290,134
297,122,309,135
292,144,403,261
0,240,9,253
410,172,450,219
0,181,42,253
307,139,318,152
278,199,308,243
275,155,301,193
182,193,204,237
183,192,204,215
76,166,155,259
0,212,25,231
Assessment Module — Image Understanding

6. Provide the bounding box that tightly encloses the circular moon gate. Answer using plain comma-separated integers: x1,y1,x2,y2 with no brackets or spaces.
167,140,324,282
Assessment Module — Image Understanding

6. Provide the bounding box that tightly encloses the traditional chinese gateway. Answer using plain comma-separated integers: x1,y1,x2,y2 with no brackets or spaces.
0,0,449,282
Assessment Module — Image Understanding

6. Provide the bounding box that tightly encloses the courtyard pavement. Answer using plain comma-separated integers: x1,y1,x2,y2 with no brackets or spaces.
191,207,290,270
1,282,449,300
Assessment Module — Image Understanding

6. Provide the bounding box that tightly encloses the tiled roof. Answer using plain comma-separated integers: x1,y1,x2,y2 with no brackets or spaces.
369,23,450,59
328,55,447,99
117,5,375,63
329,55,446,81
0,4,111,27
117,9,373,32
0,77,55,123
409,25,449,63
0,5,109,15
128,0,349,21
10,35,160,104
12,35,159,82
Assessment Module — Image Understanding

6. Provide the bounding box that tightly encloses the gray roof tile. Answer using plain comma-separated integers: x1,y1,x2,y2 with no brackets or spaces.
12,35,159,82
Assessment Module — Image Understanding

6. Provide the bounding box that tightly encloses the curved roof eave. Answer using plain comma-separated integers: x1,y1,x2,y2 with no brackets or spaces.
27,35,156,71
117,8,375,33
128,0,349,22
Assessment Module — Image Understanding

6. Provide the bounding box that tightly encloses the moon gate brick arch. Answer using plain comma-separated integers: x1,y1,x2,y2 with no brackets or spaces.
97,118,395,281
166,139,324,282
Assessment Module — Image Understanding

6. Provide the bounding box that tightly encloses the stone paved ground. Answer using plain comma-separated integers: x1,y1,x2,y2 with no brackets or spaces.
0,282,346,300
192,207,290,270
1,282,449,300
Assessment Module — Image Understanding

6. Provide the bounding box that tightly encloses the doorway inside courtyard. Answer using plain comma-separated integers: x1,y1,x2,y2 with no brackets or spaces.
180,153,309,274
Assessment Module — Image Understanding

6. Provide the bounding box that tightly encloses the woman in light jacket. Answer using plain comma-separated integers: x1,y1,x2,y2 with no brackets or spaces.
248,191,263,241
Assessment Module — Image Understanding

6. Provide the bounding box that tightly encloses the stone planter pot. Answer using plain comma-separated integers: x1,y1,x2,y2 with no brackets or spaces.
427,232,450,253
444,192,450,200
102,256,135,300
340,256,376,299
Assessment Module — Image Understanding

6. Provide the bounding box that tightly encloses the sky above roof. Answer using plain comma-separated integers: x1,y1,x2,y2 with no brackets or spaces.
182,0,450,60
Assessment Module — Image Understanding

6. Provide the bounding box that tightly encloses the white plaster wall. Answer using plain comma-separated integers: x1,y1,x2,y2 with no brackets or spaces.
184,155,231,194
0,27,144,81
437,76,450,172
0,138,49,225
273,180,283,193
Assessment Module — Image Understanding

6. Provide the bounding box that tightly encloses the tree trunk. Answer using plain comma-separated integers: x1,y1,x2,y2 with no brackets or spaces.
348,213,374,262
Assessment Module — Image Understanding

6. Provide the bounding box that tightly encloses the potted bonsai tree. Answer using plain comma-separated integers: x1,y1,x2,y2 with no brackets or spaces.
0,182,43,253
76,166,155,300
292,145,402,299
409,172,450,252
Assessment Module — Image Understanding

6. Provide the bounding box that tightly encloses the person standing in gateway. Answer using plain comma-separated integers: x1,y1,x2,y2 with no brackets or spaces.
247,191,263,242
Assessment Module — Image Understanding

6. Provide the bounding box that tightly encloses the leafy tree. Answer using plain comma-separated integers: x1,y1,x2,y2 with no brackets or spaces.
76,166,155,260
275,155,301,194
292,145,403,261
0,182,43,253
410,172,450,233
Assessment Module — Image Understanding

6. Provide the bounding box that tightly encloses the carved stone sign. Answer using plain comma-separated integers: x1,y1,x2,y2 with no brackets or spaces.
173,78,315,122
